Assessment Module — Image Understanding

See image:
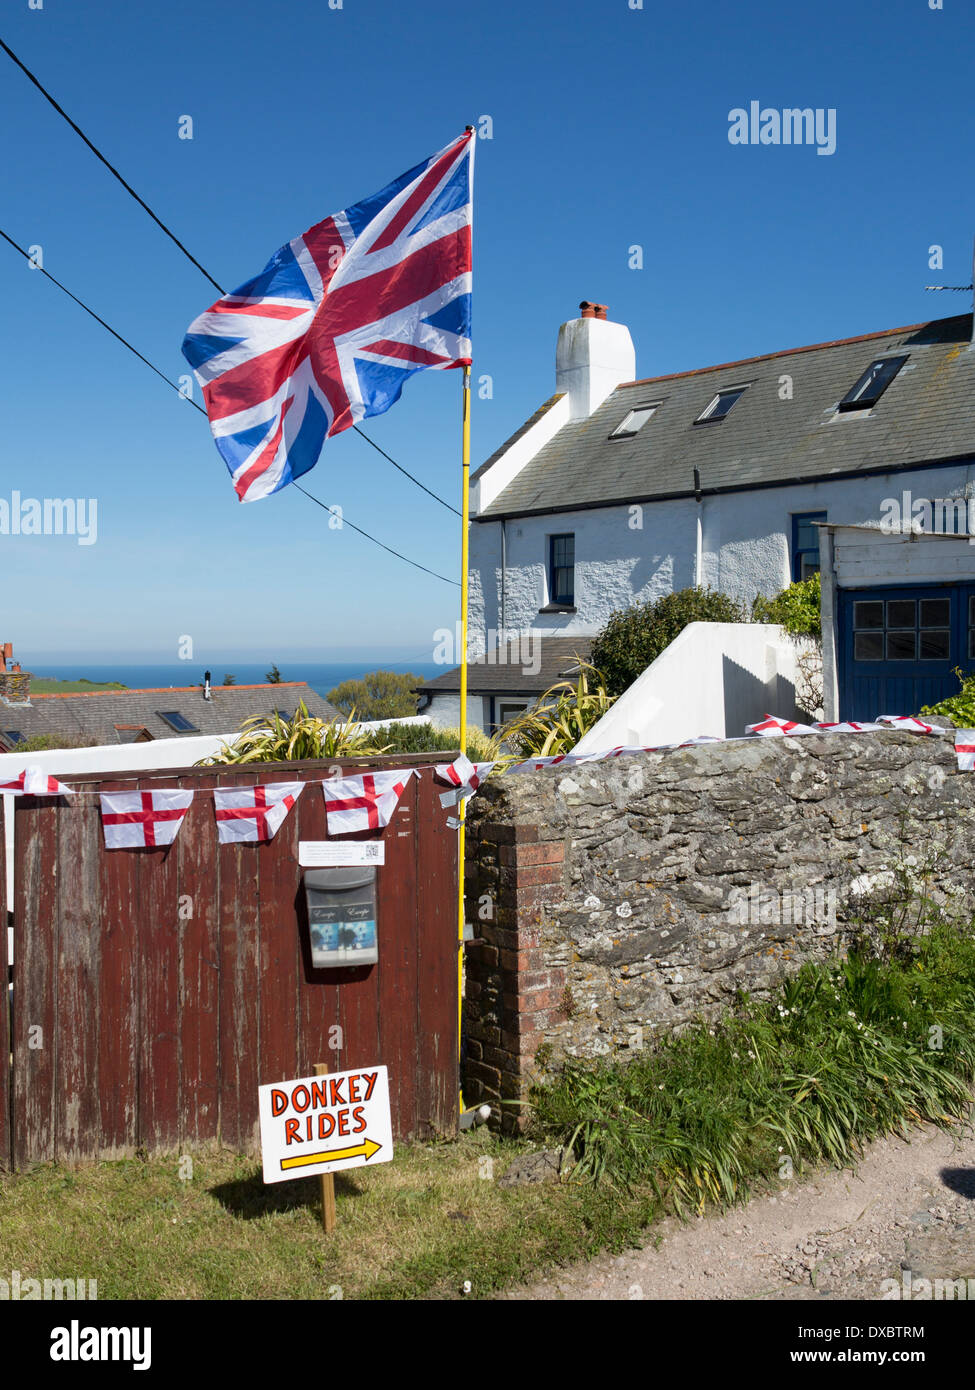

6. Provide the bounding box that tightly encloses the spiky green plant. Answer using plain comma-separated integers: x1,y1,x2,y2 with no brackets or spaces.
198,700,388,765
368,720,494,761
488,661,616,764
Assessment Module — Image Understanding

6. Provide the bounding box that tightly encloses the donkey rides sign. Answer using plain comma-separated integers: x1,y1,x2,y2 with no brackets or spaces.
258,1065,393,1184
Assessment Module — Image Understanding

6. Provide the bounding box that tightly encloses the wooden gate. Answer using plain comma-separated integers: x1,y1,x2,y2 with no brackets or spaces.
2,754,457,1170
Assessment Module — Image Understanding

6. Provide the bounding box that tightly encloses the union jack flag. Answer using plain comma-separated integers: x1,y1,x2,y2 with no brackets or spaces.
182,130,474,502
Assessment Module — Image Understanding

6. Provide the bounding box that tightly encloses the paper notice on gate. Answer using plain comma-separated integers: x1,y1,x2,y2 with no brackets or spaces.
298,840,385,867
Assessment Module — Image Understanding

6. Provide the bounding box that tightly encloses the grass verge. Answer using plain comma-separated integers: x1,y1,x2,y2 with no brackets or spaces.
2,924,973,1299
0,1127,662,1301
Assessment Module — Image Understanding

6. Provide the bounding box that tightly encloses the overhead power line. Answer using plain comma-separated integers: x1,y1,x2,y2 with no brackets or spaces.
291,484,460,584
0,35,224,295
0,34,460,517
0,227,459,587
351,425,461,517
0,227,191,397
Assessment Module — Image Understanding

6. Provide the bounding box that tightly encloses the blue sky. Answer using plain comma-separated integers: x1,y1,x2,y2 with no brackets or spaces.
1,0,973,664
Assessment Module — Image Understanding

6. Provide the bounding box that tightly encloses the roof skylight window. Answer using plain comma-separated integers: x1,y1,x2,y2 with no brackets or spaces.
696,386,747,423
609,403,659,439
157,710,199,733
837,355,908,412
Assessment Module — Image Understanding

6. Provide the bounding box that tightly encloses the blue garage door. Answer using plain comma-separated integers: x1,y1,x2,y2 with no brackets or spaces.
838,584,975,721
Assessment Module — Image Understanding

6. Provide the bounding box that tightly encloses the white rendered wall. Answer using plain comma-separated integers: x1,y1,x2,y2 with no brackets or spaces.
470,462,975,652
470,498,699,644
572,622,802,751
471,395,572,514
422,693,488,732
820,527,841,722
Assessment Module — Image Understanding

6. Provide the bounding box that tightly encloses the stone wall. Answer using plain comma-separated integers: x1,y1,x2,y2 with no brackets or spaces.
462,728,975,1129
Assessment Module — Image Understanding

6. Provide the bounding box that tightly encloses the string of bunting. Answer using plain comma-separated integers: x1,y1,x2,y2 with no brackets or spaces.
1,713,970,849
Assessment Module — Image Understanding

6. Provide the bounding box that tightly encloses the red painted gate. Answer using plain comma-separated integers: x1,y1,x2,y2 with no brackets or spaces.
1,754,457,1170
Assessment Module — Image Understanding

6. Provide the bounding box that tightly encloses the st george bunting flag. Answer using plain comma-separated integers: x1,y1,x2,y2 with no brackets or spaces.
181,130,474,502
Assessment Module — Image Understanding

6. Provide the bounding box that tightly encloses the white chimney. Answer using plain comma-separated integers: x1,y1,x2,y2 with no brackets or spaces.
555,302,636,420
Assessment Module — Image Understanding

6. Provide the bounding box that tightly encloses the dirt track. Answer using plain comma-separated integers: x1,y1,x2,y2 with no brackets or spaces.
502,1120,975,1300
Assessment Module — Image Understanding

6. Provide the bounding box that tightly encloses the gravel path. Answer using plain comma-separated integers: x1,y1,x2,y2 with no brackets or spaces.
501,1120,975,1300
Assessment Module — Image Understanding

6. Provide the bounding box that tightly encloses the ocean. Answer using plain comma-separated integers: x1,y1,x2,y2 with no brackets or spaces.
28,661,443,702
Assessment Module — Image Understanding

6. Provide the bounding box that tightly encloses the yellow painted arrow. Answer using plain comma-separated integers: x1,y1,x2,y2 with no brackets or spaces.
280,1137,382,1172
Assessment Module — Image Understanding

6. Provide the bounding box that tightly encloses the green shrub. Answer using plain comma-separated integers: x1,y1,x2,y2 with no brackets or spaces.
921,667,975,726
752,572,822,640
10,732,98,752
590,587,747,696
368,720,493,761
327,670,423,721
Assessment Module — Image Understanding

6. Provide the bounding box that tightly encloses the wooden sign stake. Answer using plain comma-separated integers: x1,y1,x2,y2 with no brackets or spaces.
314,1062,337,1234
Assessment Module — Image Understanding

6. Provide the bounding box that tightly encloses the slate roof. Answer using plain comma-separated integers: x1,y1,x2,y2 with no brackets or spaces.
0,681,341,749
416,637,592,695
475,315,975,520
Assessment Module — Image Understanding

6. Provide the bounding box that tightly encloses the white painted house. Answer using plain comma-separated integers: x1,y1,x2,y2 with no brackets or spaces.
417,303,975,733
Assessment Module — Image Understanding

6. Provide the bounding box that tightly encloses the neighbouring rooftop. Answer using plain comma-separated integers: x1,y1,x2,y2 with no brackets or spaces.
0,679,341,750
416,636,592,696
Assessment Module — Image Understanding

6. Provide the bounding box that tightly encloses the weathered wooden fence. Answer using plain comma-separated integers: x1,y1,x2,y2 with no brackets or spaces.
2,755,457,1170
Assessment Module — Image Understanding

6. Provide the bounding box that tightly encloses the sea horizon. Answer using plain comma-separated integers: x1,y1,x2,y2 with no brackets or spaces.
27,660,443,703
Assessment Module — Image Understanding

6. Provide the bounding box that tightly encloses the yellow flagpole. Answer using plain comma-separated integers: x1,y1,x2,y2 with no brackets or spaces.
457,361,471,1111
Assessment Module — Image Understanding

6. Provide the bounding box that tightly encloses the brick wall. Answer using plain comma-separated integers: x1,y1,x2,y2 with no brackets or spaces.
464,823,568,1131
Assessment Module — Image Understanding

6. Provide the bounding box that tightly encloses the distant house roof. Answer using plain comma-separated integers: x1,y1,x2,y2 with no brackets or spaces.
416,637,592,695
475,315,975,520
4,681,341,747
